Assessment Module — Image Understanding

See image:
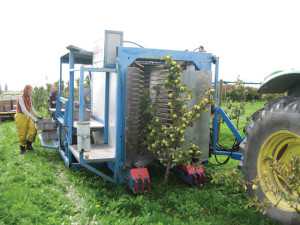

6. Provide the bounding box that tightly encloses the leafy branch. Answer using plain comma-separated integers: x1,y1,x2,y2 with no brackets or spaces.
145,56,212,184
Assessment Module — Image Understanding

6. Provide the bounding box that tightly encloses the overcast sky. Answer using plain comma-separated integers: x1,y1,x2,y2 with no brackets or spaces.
1,0,300,90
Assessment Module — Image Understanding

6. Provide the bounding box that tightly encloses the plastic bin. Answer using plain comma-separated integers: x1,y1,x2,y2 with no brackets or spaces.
77,121,91,151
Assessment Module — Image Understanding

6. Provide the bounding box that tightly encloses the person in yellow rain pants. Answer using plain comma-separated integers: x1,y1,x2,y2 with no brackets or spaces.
15,85,42,154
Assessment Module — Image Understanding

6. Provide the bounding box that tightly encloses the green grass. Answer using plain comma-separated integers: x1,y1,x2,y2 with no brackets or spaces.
0,101,278,225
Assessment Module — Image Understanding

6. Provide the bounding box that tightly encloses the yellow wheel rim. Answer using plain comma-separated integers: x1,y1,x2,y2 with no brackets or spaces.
258,130,300,212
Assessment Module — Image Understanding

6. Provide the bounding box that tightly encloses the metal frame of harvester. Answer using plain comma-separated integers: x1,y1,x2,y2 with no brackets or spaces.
48,40,244,186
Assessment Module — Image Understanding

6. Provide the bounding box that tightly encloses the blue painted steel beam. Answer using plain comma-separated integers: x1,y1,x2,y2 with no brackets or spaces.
117,47,213,71
68,51,74,142
114,65,126,182
67,50,75,165
212,106,244,160
216,107,243,143
214,149,243,160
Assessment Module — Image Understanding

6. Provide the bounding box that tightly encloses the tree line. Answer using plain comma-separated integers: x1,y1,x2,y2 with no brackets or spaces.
221,79,282,102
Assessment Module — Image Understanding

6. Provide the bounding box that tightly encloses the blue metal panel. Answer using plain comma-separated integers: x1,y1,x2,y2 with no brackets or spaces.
104,72,110,144
117,47,213,71
79,66,85,121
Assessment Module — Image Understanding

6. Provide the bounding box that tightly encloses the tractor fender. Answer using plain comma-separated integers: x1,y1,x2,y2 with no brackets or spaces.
259,70,300,96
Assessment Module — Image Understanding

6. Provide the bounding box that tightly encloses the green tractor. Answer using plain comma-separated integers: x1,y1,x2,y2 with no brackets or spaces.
243,70,300,225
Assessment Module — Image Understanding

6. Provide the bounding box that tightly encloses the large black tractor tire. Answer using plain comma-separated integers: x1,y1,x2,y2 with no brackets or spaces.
243,97,300,225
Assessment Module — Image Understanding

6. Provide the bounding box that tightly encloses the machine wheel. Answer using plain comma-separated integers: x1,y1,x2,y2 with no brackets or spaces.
244,97,300,225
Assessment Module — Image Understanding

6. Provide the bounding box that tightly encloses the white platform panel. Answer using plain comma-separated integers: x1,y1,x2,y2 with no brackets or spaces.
70,144,115,163
109,72,117,148
74,119,104,129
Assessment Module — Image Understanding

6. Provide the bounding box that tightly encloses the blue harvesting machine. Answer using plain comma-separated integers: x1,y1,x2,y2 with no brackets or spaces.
39,30,243,193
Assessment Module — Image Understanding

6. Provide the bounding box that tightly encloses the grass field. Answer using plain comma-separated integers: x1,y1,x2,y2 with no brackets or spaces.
0,101,279,225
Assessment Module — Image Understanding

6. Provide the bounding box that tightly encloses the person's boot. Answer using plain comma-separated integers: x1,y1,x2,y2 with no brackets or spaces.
20,145,26,154
26,141,34,151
